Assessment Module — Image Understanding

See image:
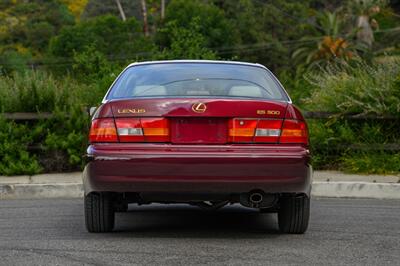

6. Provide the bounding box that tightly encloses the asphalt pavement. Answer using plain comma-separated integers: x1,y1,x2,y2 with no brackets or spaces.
0,198,399,265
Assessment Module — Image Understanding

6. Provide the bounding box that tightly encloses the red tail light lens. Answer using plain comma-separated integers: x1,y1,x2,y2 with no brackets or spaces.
280,119,308,144
115,117,170,142
229,118,308,144
89,118,118,143
229,119,257,142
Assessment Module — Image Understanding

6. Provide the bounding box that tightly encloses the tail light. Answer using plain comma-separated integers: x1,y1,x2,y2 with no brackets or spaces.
229,119,258,142
255,120,283,143
229,119,282,143
115,118,143,142
141,118,169,142
280,119,308,144
115,117,169,142
89,118,118,143
228,118,308,144
89,117,170,143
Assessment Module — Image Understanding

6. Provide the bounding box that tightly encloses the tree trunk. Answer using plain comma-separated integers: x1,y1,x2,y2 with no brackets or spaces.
115,0,126,21
356,15,374,47
161,0,165,20
141,0,149,36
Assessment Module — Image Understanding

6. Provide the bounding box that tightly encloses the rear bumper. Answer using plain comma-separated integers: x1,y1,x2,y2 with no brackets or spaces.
83,144,312,196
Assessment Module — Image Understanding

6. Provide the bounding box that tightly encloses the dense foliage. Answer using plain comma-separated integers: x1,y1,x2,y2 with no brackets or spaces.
305,60,400,116
1,0,400,175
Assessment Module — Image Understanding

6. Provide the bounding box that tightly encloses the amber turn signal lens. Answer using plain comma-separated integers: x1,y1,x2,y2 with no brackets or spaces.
228,119,258,142
89,118,118,143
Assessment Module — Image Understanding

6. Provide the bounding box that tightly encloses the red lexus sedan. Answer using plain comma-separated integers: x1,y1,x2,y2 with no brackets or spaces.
84,60,312,234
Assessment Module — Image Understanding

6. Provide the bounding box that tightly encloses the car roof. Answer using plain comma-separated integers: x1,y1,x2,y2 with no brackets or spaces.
126,60,267,69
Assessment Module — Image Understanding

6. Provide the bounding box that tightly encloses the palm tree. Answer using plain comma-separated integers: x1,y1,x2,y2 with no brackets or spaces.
292,12,356,66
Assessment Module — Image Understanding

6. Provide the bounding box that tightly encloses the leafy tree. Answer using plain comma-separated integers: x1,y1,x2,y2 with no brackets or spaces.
157,18,217,60
49,15,156,60
26,22,55,52
60,0,89,20
215,0,316,72
158,0,237,51
1,0,400,76
0,0,74,71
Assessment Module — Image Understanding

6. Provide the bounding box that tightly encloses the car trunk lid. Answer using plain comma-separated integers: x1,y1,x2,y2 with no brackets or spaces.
110,98,287,118
108,98,288,144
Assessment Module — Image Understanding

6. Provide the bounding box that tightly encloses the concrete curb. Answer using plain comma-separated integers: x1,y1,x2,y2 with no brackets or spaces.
312,182,400,200
0,183,83,200
1,181,400,200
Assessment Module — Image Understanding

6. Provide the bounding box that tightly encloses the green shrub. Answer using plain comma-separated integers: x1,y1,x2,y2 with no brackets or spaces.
0,118,42,175
0,70,103,175
300,60,400,174
0,70,107,113
304,60,400,116
308,118,400,173
0,113,88,175
42,108,89,171
341,152,400,174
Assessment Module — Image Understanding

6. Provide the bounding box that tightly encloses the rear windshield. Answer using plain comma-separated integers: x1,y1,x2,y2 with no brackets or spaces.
106,63,288,101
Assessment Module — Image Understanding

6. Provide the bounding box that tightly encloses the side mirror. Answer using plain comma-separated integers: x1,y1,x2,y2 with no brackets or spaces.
88,107,97,117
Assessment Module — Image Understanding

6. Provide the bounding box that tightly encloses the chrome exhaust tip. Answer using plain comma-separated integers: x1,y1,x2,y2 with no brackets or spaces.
249,192,263,204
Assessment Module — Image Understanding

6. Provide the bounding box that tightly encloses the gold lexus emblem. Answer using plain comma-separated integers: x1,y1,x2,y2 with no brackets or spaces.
192,103,207,113
117,108,146,114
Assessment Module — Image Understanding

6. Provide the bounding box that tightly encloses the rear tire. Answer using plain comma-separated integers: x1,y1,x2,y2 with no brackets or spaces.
278,195,310,234
84,192,115,233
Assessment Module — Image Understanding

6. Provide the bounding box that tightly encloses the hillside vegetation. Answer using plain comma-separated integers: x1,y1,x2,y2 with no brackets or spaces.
1,0,400,175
